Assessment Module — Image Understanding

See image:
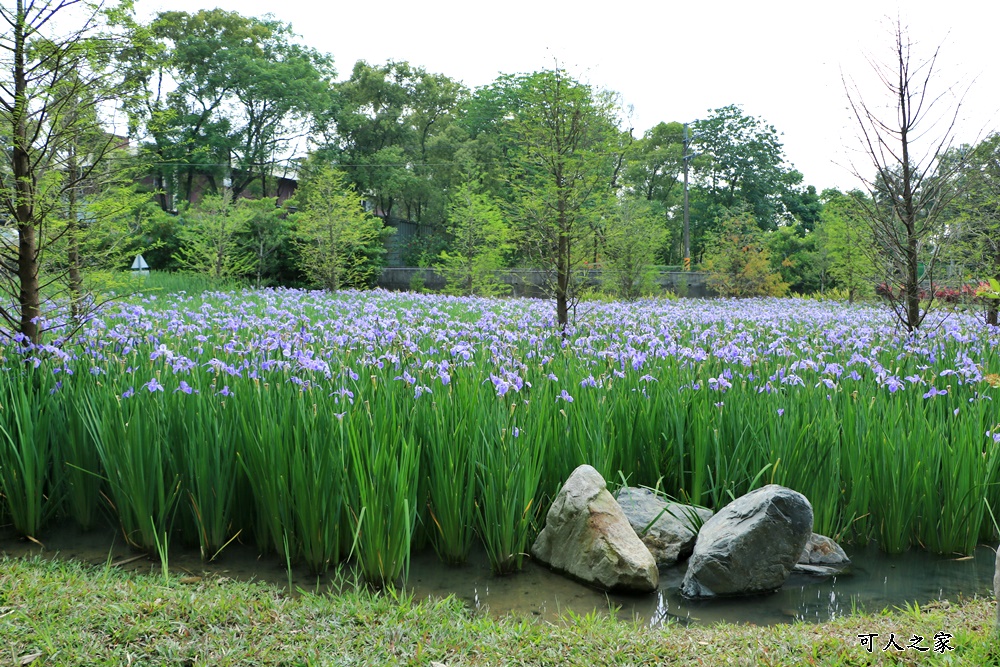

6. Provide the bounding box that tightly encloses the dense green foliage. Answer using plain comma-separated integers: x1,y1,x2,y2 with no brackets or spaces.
703,211,790,298
289,167,393,290
437,183,513,296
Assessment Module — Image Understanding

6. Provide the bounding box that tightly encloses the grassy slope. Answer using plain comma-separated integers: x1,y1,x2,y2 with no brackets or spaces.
1,556,997,666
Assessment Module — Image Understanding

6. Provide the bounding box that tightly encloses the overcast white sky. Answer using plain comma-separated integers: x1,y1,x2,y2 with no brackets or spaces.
142,0,999,191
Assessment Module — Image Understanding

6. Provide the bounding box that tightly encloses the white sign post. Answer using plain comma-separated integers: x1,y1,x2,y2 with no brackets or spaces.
131,254,149,275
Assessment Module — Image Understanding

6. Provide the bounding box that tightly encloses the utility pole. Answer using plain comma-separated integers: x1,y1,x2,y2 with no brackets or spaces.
682,123,692,271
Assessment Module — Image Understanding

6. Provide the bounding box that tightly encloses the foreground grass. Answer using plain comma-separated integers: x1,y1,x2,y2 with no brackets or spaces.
1,557,997,666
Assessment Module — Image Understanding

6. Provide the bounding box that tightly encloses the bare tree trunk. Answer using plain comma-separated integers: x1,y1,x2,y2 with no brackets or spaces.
905,232,920,331
16,220,40,345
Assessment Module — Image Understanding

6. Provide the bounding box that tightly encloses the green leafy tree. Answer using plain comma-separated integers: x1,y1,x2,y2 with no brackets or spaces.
621,121,685,264
691,105,796,232
601,197,665,300
0,0,140,343
125,9,262,207
225,33,333,199
238,197,286,287
501,68,626,330
766,225,825,295
437,182,513,296
703,211,789,298
174,191,255,280
292,167,393,291
946,134,1000,325
329,60,467,226
782,182,824,232
126,10,333,207
819,189,876,302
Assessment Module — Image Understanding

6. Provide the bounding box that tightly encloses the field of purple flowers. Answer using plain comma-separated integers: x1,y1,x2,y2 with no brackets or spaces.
2,288,998,584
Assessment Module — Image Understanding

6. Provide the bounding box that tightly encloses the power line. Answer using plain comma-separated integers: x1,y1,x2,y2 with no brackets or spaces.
119,160,513,169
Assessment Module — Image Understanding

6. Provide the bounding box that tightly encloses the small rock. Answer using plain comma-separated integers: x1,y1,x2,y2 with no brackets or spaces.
681,484,813,598
994,545,999,632
614,487,713,566
793,563,844,577
531,465,658,593
800,533,850,566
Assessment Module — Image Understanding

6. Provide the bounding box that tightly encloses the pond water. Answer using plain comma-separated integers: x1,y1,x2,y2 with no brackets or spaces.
2,523,994,627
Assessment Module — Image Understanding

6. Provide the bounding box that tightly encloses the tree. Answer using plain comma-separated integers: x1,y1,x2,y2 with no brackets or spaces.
126,10,334,208
601,197,665,300
703,210,789,298
844,20,968,331
44,73,149,323
329,60,467,226
819,189,876,302
0,0,138,344
502,68,626,330
292,167,393,291
437,182,513,296
224,32,333,199
766,224,825,295
173,190,254,280
239,197,287,288
946,134,1000,325
621,121,685,264
691,105,797,232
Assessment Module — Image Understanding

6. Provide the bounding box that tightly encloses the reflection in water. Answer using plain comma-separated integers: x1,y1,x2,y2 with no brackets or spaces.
2,522,994,627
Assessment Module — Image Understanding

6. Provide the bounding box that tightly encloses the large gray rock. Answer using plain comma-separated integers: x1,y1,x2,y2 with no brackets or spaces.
681,485,813,598
531,465,658,593
614,487,713,566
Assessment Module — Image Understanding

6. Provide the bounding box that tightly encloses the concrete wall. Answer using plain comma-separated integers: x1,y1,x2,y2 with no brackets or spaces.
376,268,714,298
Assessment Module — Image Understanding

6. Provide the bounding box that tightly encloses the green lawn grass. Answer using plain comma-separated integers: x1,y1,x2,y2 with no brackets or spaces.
1,556,997,666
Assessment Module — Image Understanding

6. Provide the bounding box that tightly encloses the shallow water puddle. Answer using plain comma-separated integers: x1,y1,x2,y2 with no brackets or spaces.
2,522,994,626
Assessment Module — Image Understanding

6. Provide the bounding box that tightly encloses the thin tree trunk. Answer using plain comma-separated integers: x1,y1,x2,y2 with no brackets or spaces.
68,149,84,323
989,261,999,326
16,221,40,345
155,174,169,211
14,0,40,345
257,238,265,288
905,232,920,331
556,221,569,332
